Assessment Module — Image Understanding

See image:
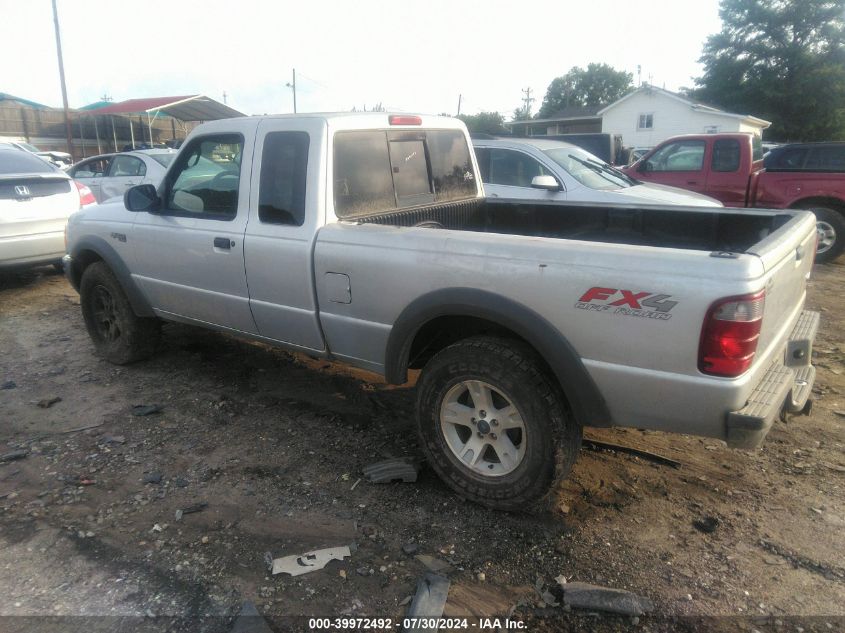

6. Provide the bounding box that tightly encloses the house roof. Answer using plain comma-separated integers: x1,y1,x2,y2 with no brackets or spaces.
78,95,244,121
508,105,603,126
0,92,51,109
597,84,771,128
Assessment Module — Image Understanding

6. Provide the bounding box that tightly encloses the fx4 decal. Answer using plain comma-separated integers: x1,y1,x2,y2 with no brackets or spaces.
575,287,678,321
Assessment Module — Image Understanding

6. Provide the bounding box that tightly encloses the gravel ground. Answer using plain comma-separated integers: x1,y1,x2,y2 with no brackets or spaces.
0,264,843,633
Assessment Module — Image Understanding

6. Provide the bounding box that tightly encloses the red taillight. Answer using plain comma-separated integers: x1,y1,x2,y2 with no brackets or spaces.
388,115,422,126
698,291,765,377
75,180,96,207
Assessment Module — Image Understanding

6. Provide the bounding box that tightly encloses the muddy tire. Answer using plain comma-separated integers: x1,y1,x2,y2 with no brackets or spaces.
80,262,160,364
802,206,845,264
416,336,581,511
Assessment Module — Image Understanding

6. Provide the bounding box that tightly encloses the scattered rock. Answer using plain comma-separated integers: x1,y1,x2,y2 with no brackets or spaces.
175,502,207,521
1,381,16,390
37,397,61,408
0,449,29,463
132,404,163,417
99,434,126,445
415,554,453,575
477,572,486,582
143,472,163,485
693,516,720,534
402,543,419,556
562,582,654,616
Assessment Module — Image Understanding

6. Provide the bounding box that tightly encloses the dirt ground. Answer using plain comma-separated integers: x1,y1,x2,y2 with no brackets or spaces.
1,263,844,633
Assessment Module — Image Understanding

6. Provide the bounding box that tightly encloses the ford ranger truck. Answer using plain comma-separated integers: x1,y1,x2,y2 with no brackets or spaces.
625,133,845,263
63,113,819,510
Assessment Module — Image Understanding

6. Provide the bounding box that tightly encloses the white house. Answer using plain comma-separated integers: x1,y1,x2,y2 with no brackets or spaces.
598,85,771,149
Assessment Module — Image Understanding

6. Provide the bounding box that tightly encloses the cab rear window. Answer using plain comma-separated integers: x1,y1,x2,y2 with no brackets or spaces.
333,129,475,218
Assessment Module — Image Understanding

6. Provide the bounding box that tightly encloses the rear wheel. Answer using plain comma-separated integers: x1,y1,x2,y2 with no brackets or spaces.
416,336,581,510
800,206,845,264
80,262,160,364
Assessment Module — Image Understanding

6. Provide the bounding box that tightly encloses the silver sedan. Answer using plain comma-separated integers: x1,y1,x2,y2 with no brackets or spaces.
68,149,176,203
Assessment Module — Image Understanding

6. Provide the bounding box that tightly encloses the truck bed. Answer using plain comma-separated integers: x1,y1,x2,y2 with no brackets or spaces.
357,198,795,254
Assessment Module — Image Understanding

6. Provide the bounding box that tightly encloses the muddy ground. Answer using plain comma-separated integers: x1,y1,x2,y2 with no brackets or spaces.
0,264,843,633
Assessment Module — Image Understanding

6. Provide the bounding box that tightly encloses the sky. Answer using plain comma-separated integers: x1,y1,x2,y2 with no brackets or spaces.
0,0,724,119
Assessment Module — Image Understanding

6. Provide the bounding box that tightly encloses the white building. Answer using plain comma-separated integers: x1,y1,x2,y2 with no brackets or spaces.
599,85,771,149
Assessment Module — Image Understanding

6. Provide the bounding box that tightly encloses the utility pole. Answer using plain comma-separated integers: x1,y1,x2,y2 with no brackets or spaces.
222,91,227,104
456,94,462,116
286,68,297,113
51,0,73,156
521,87,534,118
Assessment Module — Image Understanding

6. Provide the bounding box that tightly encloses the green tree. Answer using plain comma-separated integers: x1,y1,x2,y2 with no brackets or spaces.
693,0,845,141
456,112,508,135
538,64,633,118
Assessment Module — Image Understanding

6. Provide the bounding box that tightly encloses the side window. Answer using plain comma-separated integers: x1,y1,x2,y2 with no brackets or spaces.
711,139,740,172
109,155,145,177
489,149,549,187
166,134,243,218
334,131,395,217
72,157,110,178
258,131,309,226
646,140,705,172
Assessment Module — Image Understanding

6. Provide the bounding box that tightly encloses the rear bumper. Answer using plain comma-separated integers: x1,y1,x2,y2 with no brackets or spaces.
0,231,65,269
726,310,819,449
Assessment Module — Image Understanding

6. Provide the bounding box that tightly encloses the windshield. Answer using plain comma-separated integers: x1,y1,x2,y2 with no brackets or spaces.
151,153,176,167
543,146,636,190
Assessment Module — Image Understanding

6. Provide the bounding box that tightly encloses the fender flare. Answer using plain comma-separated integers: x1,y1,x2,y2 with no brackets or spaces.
69,236,155,317
384,287,611,427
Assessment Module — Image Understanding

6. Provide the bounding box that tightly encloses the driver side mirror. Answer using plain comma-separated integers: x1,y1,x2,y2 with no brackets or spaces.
639,160,654,173
124,184,160,212
530,175,562,191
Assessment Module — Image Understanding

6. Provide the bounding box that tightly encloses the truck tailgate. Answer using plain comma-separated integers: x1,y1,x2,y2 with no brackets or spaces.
748,211,817,363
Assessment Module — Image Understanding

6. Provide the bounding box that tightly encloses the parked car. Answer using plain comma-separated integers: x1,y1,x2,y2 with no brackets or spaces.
68,149,177,203
625,133,845,262
0,145,95,270
473,138,722,206
65,113,818,510
763,142,845,172
6,141,73,170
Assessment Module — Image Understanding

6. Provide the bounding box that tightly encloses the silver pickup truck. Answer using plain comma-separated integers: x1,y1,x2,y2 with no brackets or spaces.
64,113,819,510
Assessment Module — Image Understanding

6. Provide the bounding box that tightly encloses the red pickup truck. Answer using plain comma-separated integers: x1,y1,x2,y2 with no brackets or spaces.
625,134,845,263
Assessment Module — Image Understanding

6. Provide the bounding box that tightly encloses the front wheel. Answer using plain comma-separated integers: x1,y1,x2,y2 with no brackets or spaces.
416,336,581,511
803,206,845,264
80,262,160,364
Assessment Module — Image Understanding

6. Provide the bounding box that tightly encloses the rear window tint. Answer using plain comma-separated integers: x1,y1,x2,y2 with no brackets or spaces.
334,131,396,217
427,130,477,202
0,149,57,174
333,129,476,218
